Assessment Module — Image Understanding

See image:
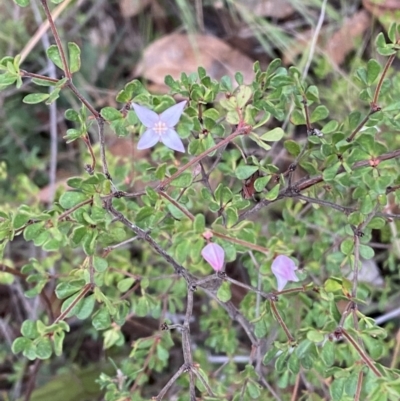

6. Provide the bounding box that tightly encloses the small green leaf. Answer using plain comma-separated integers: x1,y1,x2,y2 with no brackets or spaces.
82,230,97,256
13,212,31,229
375,32,386,48
306,330,324,343
322,162,340,182
68,42,81,73
75,294,96,320
321,120,338,134
53,331,65,356
254,176,271,192
59,191,88,209
310,105,329,123
235,165,259,180
217,281,231,302
220,75,232,92
284,140,301,157
249,133,272,151
320,340,335,366
368,217,385,229
340,238,354,255
359,244,374,260
24,222,45,241
344,372,359,397
36,337,52,359
246,381,261,399
14,0,30,6
64,128,84,143
291,109,306,125
235,72,244,85
117,278,135,293
306,85,319,102
367,59,381,85
236,85,252,108
46,45,64,70
260,127,284,142
330,377,345,401
170,172,193,188
264,183,280,201
92,307,111,330
55,280,85,299
193,214,205,233
23,93,50,104
101,107,122,121
45,87,60,105
31,77,56,86
0,72,17,86
93,256,108,273
21,320,39,339
12,337,31,354
135,297,149,317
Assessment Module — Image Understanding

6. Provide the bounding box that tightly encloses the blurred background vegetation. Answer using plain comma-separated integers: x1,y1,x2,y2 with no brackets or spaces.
0,0,398,399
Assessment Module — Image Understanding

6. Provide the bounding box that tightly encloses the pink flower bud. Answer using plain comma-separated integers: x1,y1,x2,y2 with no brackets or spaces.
271,255,299,291
201,243,225,272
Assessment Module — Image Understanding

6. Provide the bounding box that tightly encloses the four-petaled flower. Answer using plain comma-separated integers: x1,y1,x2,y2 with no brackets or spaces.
201,243,225,272
132,101,186,152
271,255,299,291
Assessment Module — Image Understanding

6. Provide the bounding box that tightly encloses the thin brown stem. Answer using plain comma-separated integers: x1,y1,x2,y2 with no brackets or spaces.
270,299,294,342
20,70,59,83
346,110,376,142
354,369,363,401
341,328,382,377
39,0,71,79
154,364,186,401
82,134,96,174
158,124,251,189
373,53,396,106
57,197,93,221
53,283,92,324
1,264,27,279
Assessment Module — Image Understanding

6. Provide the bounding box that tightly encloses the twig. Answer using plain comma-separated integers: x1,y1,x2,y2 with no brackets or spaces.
57,197,93,221
238,148,400,222
39,0,71,79
340,328,382,377
270,299,294,342
153,364,186,401
158,123,251,189
53,283,92,324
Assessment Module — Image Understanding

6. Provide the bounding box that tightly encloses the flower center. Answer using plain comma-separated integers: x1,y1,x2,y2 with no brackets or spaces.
153,120,167,135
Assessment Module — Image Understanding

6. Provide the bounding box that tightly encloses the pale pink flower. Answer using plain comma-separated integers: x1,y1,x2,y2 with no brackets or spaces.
201,243,225,272
271,255,299,291
132,101,186,152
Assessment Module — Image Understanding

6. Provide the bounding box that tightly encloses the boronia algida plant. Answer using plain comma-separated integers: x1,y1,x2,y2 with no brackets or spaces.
2,1,400,400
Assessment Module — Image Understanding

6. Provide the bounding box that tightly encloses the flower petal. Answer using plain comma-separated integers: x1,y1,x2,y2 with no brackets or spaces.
161,128,185,152
201,243,225,272
271,255,299,291
275,275,288,292
137,129,159,150
132,103,159,127
160,101,187,127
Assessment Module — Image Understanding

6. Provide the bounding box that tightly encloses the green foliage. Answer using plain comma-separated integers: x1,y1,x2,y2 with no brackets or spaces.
3,6,400,401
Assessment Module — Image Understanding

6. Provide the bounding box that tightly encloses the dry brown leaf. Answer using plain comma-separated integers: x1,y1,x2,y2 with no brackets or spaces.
325,10,371,65
237,0,294,19
119,0,151,18
134,33,254,92
283,10,371,66
363,0,400,30
363,0,400,15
